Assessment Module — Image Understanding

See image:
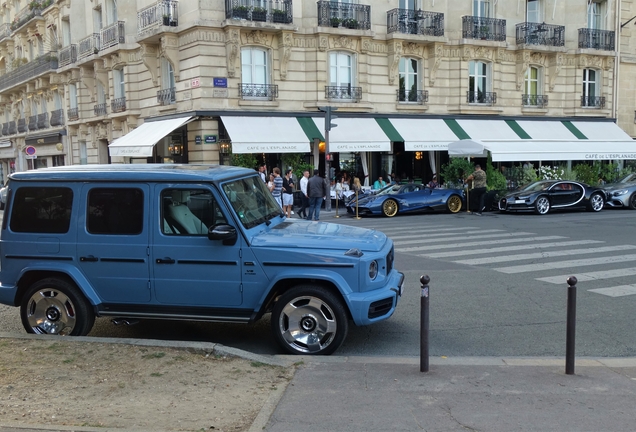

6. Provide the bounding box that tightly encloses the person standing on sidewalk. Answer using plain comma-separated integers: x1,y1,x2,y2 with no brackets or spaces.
272,167,283,209
466,164,487,215
282,169,294,218
306,169,327,221
298,169,310,218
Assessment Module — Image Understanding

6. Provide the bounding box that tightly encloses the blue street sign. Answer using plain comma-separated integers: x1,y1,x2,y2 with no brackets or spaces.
213,78,228,88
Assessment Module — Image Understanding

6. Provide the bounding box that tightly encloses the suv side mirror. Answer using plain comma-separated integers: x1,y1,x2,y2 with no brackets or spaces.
208,224,237,245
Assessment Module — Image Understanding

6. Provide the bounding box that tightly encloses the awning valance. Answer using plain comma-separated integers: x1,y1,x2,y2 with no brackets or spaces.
312,117,393,152
109,116,194,157
222,116,312,154
388,118,462,151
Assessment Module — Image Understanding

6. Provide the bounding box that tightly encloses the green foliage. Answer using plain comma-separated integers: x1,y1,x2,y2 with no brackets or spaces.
572,163,598,185
230,152,258,169
486,153,506,191
281,153,313,177
440,157,474,189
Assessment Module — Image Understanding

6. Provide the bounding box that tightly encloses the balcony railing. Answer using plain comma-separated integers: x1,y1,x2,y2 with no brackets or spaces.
467,91,497,105
67,107,79,121
578,28,615,51
522,94,548,108
50,109,64,126
78,33,100,60
462,16,506,41
157,87,176,105
59,45,77,67
225,0,293,24
581,95,605,108
326,85,362,101
138,0,179,34
1,123,8,136
111,97,127,113
8,121,17,134
387,9,444,36
397,89,428,104
0,52,58,93
516,22,565,47
37,112,49,129
239,83,278,100
0,23,10,43
317,0,371,30
100,21,125,50
94,103,108,116
10,7,43,32
18,118,27,133
28,115,38,131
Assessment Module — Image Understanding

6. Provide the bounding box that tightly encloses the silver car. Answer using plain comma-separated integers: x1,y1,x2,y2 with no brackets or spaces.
604,173,636,209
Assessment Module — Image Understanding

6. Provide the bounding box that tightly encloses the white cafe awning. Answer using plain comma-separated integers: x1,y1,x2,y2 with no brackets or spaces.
109,116,194,157
313,117,392,152
388,118,460,151
222,116,311,154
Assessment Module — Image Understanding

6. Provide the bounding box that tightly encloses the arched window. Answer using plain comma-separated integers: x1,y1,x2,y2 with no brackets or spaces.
159,58,176,105
468,60,493,104
398,57,421,103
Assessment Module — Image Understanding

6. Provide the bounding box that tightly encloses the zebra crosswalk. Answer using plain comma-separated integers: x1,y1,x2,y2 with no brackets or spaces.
342,220,636,298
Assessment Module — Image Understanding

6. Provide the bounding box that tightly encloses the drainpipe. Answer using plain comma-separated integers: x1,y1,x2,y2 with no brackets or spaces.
612,0,620,121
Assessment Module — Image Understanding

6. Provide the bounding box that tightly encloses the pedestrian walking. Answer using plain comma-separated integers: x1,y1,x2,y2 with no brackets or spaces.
466,164,487,215
307,169,327,221
298,169,310,218
258,164,267,183
282,169,294,218
272,167,283,209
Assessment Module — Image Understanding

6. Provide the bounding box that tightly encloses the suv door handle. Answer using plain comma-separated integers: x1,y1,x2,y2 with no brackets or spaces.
80,255,98,262
156,258,176,264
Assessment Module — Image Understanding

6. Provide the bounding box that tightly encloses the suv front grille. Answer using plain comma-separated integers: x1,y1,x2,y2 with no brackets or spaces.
368,297,393,319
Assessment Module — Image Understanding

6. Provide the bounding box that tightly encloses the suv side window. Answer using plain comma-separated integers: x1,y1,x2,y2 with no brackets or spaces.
87,188,144,235
10,187,73,233
162,188,227,235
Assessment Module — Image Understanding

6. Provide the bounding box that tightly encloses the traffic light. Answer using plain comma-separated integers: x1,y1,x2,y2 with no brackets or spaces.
318,106,338,131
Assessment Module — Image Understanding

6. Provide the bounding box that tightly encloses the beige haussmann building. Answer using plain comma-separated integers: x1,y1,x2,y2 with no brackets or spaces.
0,0,635,185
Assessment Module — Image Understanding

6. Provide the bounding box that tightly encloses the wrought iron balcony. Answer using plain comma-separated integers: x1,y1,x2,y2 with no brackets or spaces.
581,95,605,108
317,0,370,30
387,9,444,36
28,115,38,131
94,103,108,116
578,28,615,51
225,0,293,24
325,85,362,101
112,97,127,113
37,113,49,129
462,16,506,41
78,33,100,60
10,6,43,32
50,109,64,126
67,107,79,122
157,87,176,105
0,23,10,43
397,89,428,104
59,45,77,67
467,91,497,105
516,22,564,47
18,118,27,133
522,94,548,108
100,21,125,50
0,52,58,93
8,121,17,134
138,0,179,34
1,123,8,136
239,83,278,100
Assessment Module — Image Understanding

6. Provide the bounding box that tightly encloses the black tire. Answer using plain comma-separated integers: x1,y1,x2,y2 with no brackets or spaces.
534,196,550,215
629,192,636,210
587,192,604,212
382,199,399,217
271,285,348,355
20,277,95,336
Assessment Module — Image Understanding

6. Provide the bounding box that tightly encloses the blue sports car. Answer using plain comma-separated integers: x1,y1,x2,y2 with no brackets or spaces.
345,183,465,217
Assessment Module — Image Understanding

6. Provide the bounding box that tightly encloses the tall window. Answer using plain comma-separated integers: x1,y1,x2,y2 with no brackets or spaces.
93,7,103,32
31,98,38,116
473,0,491,17
62,19,71,47
161,58,175,90
53,91,62,110
468,61,490,103
582,68,600,106
241,48,268,85
79,141,88,165
69,83,78,109
114,68,125,99
524,66,540,105
527,0,540,22
398,57,420,102
40,95,47,114
329,51,353,88
96,81,106,105
105,0,117,25
399,0,418,9
587,1,604,29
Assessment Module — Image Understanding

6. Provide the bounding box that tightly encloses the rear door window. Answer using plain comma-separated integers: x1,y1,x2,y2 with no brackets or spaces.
87,188,144,235
10,187,73,233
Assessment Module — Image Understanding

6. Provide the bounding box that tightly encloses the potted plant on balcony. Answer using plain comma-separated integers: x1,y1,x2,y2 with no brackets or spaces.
232,5,249,20
272,8,287,24
170,17,178,26
251,6,267,22
330,17,341,28
163,14,170,25
342,18,358,29
28,1,42,11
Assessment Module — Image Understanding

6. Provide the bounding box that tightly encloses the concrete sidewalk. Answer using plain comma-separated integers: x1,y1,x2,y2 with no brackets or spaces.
264,356,636,432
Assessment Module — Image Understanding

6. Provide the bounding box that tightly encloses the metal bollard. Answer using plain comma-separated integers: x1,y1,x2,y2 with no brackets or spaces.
420,275,430,373
354,190,361,220
334,190,340,218
565,276,577,375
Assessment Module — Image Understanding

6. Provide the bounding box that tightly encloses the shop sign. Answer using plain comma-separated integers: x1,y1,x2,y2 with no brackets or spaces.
204,135,217,144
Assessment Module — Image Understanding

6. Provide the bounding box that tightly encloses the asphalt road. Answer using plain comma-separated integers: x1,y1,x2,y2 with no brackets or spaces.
1,208,635,358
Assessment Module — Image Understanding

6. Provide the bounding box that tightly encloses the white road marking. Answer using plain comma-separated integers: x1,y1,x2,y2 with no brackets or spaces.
394,232,536,247
536,268,636,284
402,236,567,253
420,240,604,259
588,285,636,297
494,254,636,274
390,228,505,241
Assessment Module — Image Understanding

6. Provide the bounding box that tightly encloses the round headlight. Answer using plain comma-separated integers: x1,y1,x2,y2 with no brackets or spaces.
369,260,378,280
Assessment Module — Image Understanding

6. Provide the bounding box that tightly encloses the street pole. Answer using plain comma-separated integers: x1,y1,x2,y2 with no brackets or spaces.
325,126,331,212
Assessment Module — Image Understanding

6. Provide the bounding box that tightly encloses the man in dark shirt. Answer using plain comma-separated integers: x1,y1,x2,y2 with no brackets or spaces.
466,164,487,215
306,169,327,221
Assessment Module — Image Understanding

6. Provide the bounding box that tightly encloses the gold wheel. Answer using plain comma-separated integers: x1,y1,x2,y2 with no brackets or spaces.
382,199,398,217
447,195,462,213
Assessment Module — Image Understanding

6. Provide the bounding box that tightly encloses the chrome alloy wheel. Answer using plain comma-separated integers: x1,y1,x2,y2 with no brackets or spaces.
589,193,604,212
278,296,337,354
535,196,550,215
25,289,77,335
447,195,462,213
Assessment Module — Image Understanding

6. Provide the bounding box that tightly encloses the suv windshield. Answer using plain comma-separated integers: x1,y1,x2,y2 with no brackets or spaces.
222,175,283,229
